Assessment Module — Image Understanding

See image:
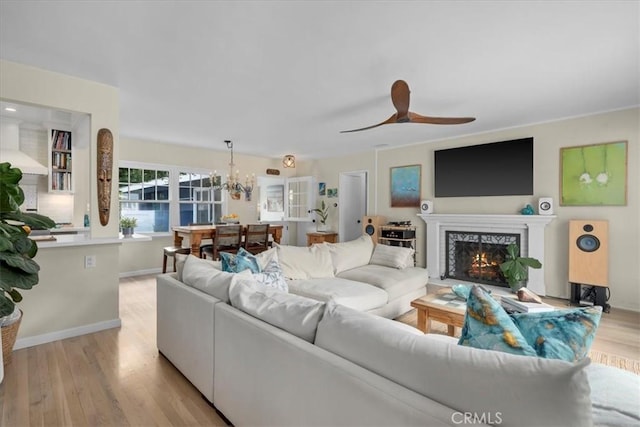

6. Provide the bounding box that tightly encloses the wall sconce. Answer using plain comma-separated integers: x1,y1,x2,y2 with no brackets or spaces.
283,154,296,168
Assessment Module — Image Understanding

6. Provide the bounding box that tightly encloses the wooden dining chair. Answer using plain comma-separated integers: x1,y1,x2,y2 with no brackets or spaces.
201,225,243,260
244,224,270,254
162,246,191,273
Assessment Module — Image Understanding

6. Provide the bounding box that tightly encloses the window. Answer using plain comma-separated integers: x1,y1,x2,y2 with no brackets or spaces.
118,163,223,233
178,171,223,225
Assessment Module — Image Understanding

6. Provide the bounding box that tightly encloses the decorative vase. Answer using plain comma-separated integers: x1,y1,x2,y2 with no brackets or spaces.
122,227,134,238
317,222,328,232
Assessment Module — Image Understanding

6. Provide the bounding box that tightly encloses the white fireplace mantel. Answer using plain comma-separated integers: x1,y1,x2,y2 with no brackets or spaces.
418,214,556,295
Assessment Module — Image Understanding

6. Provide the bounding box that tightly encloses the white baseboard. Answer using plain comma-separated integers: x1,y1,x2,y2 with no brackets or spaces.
119,268,162,278
13,318,122,350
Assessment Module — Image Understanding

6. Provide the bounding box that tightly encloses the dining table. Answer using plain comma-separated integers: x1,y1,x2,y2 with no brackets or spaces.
172,224,283,256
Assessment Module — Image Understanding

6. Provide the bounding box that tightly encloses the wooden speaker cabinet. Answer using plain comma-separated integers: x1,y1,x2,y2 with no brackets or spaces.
362,215,386,243
569,220,609,287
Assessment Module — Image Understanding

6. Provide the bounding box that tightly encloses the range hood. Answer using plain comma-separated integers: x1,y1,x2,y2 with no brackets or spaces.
0,117,48,175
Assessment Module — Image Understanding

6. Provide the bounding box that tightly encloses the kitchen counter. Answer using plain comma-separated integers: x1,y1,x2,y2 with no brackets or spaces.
51,226,90,235
35,233,151,248
36,234,122,248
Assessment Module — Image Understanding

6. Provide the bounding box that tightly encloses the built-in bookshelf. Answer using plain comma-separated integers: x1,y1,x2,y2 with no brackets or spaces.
49,129,73,192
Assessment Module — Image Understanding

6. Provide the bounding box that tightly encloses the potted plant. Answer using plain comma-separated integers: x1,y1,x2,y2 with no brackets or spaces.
120,217,137,237
311,200,329,232
0,162,56,363
499,242,542,292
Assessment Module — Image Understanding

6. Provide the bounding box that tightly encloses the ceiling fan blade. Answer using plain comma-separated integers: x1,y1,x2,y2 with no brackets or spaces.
340,114,397,133
408,111,476,125
391,80,410,118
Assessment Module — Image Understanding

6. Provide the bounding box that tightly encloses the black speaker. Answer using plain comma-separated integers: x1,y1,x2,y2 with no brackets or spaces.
362,215,385,242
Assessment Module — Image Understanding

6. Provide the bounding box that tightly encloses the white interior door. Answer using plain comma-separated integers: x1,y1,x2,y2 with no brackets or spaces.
339,171,367,242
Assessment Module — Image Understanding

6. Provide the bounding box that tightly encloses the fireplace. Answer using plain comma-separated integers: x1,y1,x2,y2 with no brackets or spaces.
418,214,555,295
445,231,520,287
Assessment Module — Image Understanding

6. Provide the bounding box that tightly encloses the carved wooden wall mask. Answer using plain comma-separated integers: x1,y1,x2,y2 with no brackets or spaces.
97,128,113,226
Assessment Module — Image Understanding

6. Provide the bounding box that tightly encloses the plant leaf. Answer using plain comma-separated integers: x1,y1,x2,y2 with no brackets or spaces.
0,251,40,274
0,162,24,212
506,243,519,259
518,257,542,269
0,265,39,289
2,211,56,230
8,288,23,303
0,294,16,318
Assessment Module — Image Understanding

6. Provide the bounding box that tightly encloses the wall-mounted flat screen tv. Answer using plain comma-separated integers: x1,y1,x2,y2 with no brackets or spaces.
434,137,533,197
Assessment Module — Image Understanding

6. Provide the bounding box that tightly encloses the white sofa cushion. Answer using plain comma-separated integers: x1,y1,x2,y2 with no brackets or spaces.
182,254,249,302
315,303,593,427
176,253,221,281
337,264,428,301
228,276,325,343
274,243,334,280
324,234,374,274
369,243,414,269
587,363,640,426
287,277,388,312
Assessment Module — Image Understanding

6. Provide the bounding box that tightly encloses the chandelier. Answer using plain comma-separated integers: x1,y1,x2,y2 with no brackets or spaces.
210,140,255,201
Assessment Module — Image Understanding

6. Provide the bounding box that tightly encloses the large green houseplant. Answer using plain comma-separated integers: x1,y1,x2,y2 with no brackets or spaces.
499,242,542,292
0,162,56,317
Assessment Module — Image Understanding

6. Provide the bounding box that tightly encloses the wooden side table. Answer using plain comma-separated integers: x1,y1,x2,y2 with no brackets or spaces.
307,232,338,246
410,288,467,336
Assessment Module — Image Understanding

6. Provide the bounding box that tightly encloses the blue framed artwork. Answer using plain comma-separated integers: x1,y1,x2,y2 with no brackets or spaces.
390,164,421,207
318,182,326,196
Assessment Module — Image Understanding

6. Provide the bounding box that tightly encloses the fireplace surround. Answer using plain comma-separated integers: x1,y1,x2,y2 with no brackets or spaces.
418,214,555,295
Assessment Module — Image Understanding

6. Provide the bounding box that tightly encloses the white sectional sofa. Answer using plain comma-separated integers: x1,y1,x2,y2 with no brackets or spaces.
274,235,429,319
156,237,640,427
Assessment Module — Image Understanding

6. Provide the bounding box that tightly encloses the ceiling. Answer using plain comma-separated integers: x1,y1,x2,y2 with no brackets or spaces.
1,1,638,161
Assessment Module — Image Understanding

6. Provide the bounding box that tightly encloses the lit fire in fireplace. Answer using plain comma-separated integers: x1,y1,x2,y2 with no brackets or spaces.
467,252,500,279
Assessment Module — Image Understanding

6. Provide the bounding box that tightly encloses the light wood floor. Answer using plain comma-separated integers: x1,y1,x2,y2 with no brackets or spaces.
1,275,639,426
0,274,226,427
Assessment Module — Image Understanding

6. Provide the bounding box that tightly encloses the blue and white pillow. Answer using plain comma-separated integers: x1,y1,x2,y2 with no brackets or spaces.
220,247,261,274
252,258,289,292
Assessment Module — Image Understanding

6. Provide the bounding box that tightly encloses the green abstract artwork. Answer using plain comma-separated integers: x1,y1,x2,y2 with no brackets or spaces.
560,141,627,206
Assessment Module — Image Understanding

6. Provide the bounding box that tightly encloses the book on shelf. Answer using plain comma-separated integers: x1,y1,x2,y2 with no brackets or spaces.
501,296,554,313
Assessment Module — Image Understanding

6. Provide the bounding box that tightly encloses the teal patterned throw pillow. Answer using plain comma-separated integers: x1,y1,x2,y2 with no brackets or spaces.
458,285,537,357
220,248,262,274
510,306,602,362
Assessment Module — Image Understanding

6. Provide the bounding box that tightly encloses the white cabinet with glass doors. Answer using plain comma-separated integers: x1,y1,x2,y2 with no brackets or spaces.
258,175,315,222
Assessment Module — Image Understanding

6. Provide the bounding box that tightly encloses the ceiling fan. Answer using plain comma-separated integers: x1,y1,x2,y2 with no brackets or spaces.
340,80,475,133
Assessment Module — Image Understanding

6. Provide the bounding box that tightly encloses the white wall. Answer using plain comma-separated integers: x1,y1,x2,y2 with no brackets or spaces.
301,108,639,311
1,60,121,342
